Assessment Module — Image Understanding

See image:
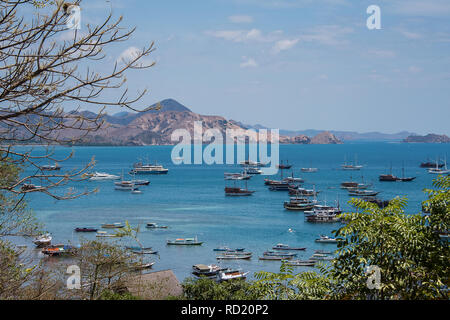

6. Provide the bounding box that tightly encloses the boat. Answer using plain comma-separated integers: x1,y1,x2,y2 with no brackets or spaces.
341,155,363,171
420,159,444,168
315,235,339,243
348,189,380,197
74,227,98,233
89,172,120,181
428,158,449,174
130,160,169,174
21,183,42,191
277,160,292,170
146,222,168,229
192,264,226,277
301,167,318,173
259,255,293,261
315,250,333,254
133,262,155,271
269,184,291,191
167,237,203,246
218,269,249,281
284,197,317,211
42,244,74,256
272,244,306,251
240,160,266,167
283,259,316,267
96,231,121,238
101,223,125,229
379,163,399,181
114,179,150,186
224,172,251,180
362,197,390,208
398,163,416,182
41,163,61,171
114,183,140,191
225,180,255,196
283,171,304,183
131,249,158,255
213,246,245,252
305,209,341,223
244,167,262,175
340,181,358,189
379,174,399,182
263,251,297,257
216,252,252,260
33,233,52,247
126,246,154,251
288,187,319,197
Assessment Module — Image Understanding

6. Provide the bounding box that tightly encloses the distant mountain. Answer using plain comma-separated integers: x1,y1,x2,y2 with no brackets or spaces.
233,122,416,142
403,134,450,143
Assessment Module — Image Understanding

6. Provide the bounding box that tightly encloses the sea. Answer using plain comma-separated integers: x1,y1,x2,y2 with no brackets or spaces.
12,142,450,282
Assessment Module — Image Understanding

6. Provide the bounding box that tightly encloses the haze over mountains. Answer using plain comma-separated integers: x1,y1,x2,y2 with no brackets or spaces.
65,99,443,146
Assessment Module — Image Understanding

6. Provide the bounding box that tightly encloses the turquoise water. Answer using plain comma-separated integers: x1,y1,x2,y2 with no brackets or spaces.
18,142,450,281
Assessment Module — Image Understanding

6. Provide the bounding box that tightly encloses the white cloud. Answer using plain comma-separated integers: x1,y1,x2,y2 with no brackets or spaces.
117,47,153,66
301,25,353,45
409,66,422,74
389,0,450,16
271,39,299,54
205,29,281,43
398,30,423,40
240,57,258,68
229,15,254,23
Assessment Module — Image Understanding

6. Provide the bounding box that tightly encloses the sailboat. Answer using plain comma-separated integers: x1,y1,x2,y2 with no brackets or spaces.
301,161,318,172
398,162,416,182
225,180,255,196
341,155,363,170
379,163,399,182
428,157,449,174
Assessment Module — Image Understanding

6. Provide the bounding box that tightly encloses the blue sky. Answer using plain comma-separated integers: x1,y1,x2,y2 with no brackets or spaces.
62,0,450,134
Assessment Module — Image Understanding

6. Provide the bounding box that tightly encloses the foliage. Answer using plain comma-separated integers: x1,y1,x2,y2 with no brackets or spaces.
182,277,260,300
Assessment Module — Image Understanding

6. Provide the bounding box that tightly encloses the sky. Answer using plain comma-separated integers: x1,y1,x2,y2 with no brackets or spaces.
44,0,450,134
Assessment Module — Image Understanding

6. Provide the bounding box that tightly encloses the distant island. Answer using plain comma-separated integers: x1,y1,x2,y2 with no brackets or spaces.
403,134,450,143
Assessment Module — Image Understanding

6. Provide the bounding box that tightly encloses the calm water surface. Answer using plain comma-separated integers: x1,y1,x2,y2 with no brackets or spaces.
16,142,450,281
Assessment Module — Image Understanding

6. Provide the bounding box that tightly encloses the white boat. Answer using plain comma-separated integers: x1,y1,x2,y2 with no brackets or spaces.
96,231,119,238
301,167,318,173
33,233,52,247
428,158,449,174
315,235,339,243
218,269,249,281
89,172,120,181
130,160,169,174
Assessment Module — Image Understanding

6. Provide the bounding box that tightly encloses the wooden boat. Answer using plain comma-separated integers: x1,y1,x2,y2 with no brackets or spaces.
224,172,251,180
420,159,444,168
126,246,153,251
284,259,316,267
284,198,316,211
101,223,125,229
288,187,319,197
33,233,52,247
131,249,158,255
41,163,61,171
96,231,121,238
263,251,297,257
42,244,74,256
269,184,291,191
74,227,98,233
341,155,363,171
115,179,150,186
259,255,293,261
133,262,155,271
192,264,226,277
225,187,255,196
379,174,399,182
310,254,334,261
340,181,358,189
398,164,416,182
315,235,338,243
146,222,168,229
218,269,249,281
216,253,252,260
213,246,245,252
167,237,203,246
240,160,266,167
272,244,306,251
277,160,292,170
306,210,340,223
348,189,380,197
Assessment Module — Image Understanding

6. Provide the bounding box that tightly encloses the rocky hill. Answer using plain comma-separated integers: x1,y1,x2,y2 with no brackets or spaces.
63,99,344,146
403,134,450,143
